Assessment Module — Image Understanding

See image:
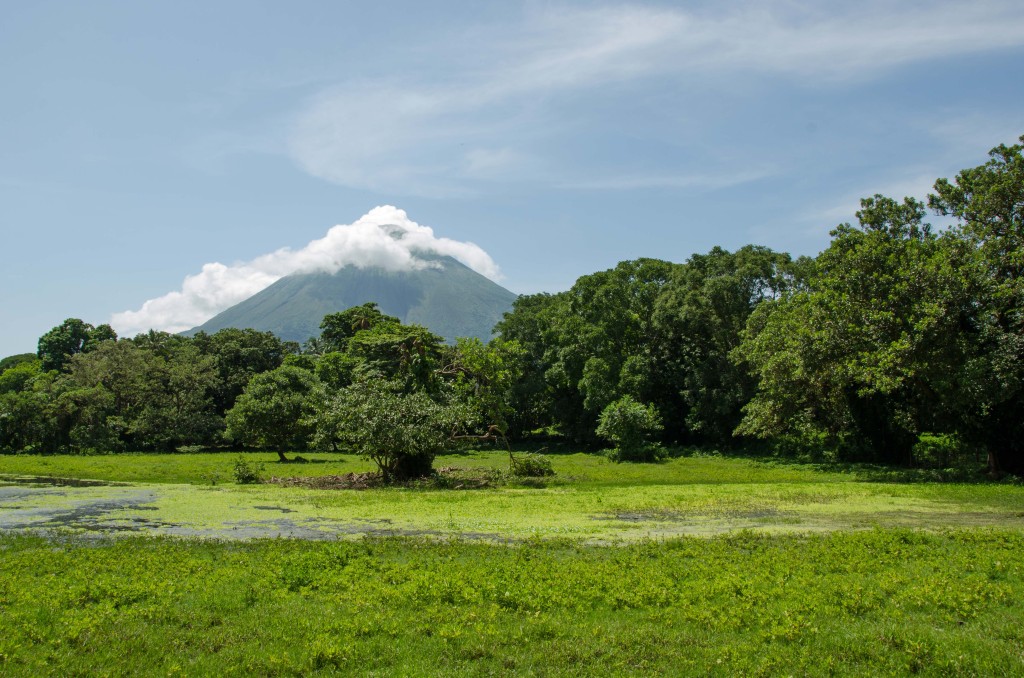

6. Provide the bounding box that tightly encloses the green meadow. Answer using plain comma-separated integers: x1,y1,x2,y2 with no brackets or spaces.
1,451,1023,675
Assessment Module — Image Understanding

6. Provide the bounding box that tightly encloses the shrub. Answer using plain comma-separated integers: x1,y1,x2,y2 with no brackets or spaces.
596,396,664,462
233,457,264,484
510,452,555,477
913,433,970,469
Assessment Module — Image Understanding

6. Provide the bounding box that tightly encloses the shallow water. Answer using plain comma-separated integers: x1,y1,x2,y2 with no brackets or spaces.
3,474,1024,543
0,473,125,487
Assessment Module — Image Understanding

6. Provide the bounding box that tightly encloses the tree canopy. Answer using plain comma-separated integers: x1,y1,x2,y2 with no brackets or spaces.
3,134,1023,477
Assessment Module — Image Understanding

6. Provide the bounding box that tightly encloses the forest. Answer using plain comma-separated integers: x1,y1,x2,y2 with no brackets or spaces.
2,135,1022,478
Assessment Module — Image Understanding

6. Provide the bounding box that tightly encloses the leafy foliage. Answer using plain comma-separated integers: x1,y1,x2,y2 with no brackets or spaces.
929,134,1024,475
653,245,801,444
596,395,665,462
509,452,555,477
311,379,470,479
224,366,319,462
0,353,38,374
735,196,983,464
37,318,117,372
4,134,1023,479
232,456,265,484
2,530,1023,675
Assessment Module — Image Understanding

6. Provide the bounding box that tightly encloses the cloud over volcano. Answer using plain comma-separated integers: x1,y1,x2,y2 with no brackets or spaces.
111,206,500,336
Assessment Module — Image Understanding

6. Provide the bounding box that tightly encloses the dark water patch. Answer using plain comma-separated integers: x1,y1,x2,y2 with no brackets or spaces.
253,505,297,513
0,474,126,488
0,490,169,534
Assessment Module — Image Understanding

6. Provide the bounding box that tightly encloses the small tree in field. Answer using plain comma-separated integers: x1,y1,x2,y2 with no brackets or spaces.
596,395,664,462
311,379,470,480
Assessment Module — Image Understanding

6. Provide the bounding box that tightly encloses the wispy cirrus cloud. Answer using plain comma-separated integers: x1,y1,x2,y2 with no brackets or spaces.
287,2,1024,197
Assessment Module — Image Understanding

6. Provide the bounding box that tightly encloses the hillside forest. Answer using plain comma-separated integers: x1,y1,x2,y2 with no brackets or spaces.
2,136,1022,478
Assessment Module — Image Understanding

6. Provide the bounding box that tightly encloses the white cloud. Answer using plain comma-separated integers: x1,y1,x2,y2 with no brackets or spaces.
287,2,1024,197
110,206,500,336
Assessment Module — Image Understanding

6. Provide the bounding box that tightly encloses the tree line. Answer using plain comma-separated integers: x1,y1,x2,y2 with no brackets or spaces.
1,136,1021,477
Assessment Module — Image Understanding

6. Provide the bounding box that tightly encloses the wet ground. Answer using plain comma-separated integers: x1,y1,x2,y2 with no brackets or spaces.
0,475,506,541
4,473,1024,543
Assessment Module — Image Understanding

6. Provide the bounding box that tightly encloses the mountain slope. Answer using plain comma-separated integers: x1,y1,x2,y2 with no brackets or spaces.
185,256,517,343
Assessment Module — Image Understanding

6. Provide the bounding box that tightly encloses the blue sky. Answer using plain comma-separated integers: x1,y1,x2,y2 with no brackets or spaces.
2,1,1023,356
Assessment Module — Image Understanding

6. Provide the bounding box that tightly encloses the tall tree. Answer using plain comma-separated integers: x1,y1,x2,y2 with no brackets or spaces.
37,318,117,372
930,135,1024,474
319,303,399,353
493,292,565,436
224,365,319,462
736,196,980,463
537,259,680,443
192,328,296,415
653,245,800,444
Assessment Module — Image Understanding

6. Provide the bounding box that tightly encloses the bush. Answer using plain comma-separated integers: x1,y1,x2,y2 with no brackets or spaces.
913,433,970,469
768,429,840,463
510,452,555,477
596,396,664,463
606,442,667,463
233,457,264,484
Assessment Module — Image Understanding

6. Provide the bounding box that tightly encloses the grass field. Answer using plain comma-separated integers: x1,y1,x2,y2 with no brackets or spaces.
1,451,1023,675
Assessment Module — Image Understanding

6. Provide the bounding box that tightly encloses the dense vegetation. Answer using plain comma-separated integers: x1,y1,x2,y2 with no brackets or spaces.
1,135,1022,478
2,530,1022,675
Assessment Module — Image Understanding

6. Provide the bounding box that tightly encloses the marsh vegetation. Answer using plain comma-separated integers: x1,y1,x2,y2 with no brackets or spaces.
0,451,1022,675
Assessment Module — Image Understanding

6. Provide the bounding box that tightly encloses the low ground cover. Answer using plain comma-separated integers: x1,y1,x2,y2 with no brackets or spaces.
2,451,1023,674
0,448,936,486
1,530,1022,676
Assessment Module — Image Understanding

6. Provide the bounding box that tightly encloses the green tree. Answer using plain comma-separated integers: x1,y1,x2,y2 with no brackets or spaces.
0,362,57,453
49,340,219,452
224,365,319,462
54,341,161,452
506,259,679,443
132,343,222,450
346,322,445,393
319,303,399,353
596,395,664,462
653,245,800,444
930,134,1024,475
37,318,118,372
442,337,525,437
314,351,361,390
0,353,38,374
0,358,43,394
493,292,564,436
311,379,469,480
192,328,296,415
736,196,980,463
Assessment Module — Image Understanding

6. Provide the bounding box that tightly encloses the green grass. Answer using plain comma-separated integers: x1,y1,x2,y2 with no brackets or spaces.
0,449,858,486
1,530,1022,676
0,451,364,485
3,452,1024,673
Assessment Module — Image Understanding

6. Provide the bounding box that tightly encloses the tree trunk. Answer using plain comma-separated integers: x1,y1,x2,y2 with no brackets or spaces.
277,450,290,463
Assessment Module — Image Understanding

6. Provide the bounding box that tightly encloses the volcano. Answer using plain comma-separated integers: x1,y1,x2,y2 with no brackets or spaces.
185,255,517,344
